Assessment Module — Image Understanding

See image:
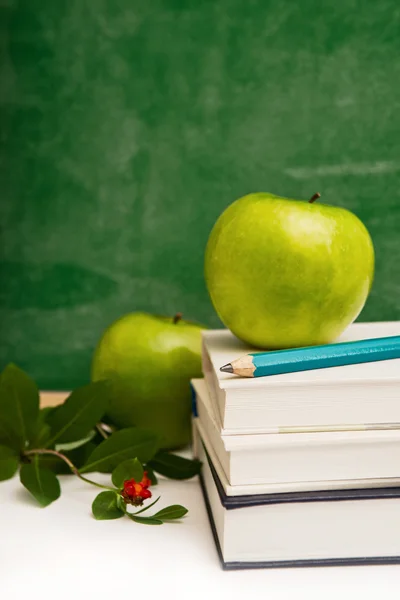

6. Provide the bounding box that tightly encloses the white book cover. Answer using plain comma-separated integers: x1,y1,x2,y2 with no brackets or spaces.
202,321,400,432
192,379,400,487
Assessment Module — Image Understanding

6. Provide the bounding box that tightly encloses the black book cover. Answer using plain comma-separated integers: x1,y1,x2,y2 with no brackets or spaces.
201,445,400,570
204,445,400,510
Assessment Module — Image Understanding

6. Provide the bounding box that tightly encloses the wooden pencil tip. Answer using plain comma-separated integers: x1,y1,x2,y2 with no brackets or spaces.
220,363,234,373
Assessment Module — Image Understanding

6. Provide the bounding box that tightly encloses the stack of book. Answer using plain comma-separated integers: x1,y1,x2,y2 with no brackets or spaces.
191,321,400,570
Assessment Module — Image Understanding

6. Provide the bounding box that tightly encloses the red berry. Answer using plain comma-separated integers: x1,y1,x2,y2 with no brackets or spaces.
140,488,152,500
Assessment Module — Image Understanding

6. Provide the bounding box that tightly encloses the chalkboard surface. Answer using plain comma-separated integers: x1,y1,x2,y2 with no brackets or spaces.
1,1,400,389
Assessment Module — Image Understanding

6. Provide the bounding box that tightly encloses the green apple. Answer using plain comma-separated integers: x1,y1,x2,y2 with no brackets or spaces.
205,193,374,349
91,312,204,449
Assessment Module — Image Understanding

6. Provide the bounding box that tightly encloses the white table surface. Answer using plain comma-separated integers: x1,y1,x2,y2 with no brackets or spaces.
1,473,400,600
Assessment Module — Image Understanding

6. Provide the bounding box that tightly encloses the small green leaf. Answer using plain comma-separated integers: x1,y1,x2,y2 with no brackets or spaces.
92,491,124,520
46,381,111,447
153,505,188,520
0,364,39,450
149,452,201,480
0,445,19,481
80,428,159,474
20,460,61,507
144,464,158,485
112,458,143,488
116,494,127,513
130,515,163,525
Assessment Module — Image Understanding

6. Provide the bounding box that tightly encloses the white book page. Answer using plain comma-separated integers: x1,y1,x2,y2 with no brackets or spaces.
202,322,400,390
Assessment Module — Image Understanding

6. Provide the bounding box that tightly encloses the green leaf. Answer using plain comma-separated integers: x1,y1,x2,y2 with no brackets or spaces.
0,364,39,450
149,452,202,480
130,515,163,525
97,413,119,428
92,491,124,520
33,422,52,448
20,459,61,507
112,458,143,488
55,430,96,452
38,441,98,474
80,428,159,474
0,445,19,481
68,441,99,470
46,381,111,447
40,406,56,421
153,505,188,520
29,407,55,448
144,464,158,485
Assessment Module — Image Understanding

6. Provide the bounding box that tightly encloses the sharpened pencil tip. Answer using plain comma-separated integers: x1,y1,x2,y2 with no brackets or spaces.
220,363,234,373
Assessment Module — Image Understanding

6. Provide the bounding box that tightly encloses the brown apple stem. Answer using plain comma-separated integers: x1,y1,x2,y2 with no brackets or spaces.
173,313,183,324
309,192,321,203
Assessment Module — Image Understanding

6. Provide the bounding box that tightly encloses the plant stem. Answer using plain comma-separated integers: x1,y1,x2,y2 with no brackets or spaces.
173,313,182,324
132,495,160,516
309,192,321,203
96,423,109,440
23,449,116,492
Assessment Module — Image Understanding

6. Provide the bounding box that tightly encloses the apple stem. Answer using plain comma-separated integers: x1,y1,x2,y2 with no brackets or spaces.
309,192,321,203
173,313,183,324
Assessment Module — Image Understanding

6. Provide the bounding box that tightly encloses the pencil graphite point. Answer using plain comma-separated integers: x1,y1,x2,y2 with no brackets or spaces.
220,363,234,373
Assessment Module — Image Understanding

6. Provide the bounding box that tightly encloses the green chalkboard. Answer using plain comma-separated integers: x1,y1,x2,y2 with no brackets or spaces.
1,0,400,389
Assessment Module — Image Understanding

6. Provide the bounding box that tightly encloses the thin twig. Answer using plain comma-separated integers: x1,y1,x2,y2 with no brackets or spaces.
96,423,109,440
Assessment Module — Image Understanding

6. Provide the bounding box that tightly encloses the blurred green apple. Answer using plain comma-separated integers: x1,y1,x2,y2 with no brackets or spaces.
91,312,204,449
205,192,374,349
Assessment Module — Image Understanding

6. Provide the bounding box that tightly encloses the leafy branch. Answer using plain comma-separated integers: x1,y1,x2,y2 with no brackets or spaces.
24,448,116,491
0,363,202,525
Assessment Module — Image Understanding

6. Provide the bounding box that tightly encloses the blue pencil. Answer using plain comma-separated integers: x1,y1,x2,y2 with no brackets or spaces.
220,335,400,378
